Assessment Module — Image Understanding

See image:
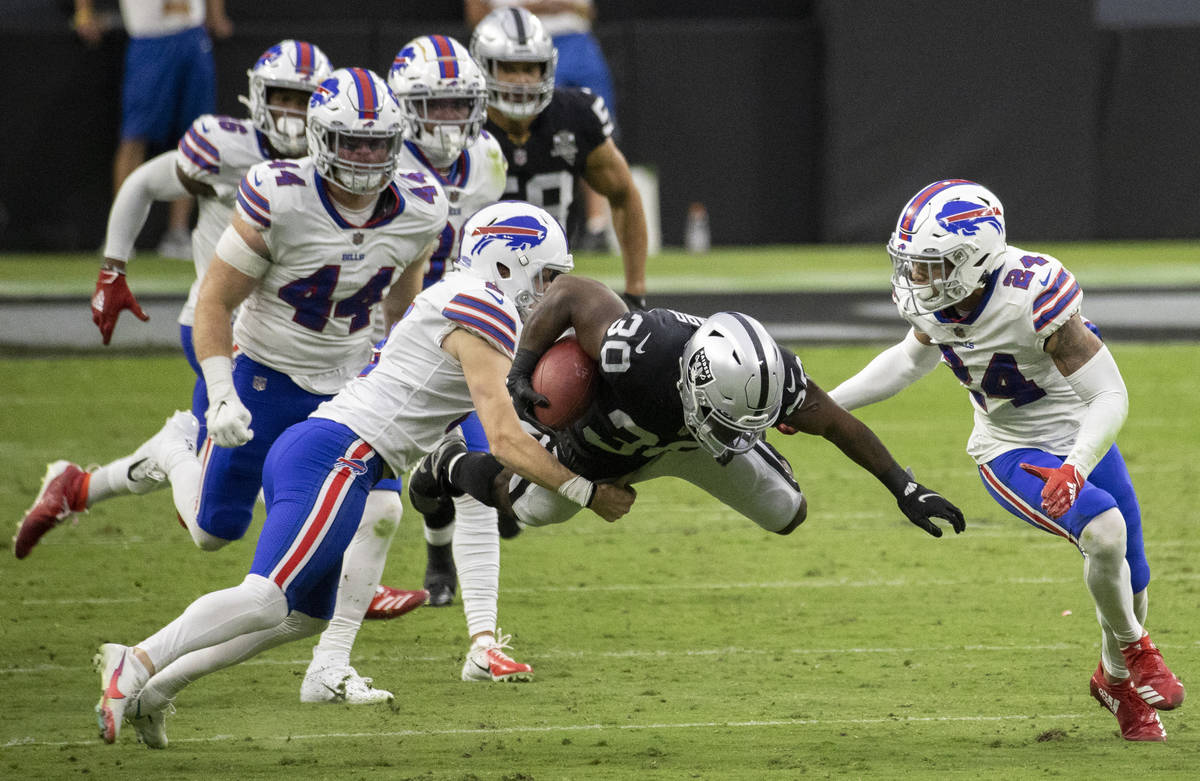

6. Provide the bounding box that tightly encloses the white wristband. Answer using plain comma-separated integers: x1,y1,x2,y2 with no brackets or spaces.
200,355,236,401
557,475,596,507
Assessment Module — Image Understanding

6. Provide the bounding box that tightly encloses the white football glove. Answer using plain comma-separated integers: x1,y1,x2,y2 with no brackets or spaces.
200,355,254,448
206,395,253,448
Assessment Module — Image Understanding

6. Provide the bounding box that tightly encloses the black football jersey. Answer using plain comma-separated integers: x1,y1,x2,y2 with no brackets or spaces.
485,87,612,228
555,309,807,479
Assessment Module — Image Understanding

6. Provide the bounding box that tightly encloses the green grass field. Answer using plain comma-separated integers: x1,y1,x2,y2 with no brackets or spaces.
1,245,1198,779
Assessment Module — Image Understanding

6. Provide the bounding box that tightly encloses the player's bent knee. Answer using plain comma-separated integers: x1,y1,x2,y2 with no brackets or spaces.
772,494,808,536
1080,507,1127,558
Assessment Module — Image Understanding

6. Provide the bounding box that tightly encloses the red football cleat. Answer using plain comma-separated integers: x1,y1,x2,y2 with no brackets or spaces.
14,461,89,559
1122,634,1185,710
1090,662,1167,742
461,631,533,683
364,585,428,620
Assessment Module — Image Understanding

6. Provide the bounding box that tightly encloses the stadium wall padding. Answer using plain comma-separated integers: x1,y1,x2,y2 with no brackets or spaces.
0,5,1195,250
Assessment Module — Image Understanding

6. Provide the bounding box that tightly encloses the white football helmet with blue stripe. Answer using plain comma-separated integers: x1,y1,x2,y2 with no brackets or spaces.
388,35,487,168
679,312,784,465
240,40,333,156
889,179,1007,315
456,201,574,320
306,67,405,194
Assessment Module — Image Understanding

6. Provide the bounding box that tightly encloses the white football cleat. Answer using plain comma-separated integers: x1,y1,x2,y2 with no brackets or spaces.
300,665,393,705
93,643,147,744
127,697,174,749
461,631,533,683
127,410,198,494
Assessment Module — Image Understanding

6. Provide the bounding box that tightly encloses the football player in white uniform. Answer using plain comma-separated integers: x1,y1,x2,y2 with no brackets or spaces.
385,34,541,681
300,35,510,700
827,180,1184,741
14,41,333,558
90,202,635,748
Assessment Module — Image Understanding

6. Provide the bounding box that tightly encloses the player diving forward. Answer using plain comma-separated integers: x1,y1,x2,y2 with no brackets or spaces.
410,274,966,587
91,202,634,749
827,179,1184,741
15,40,333,559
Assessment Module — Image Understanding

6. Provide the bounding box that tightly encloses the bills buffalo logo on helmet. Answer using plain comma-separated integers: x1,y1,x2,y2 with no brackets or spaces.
470,216,547,253
335,457,368,475
390,46,417,76
687,349,714,387
310,79,339,107
936,200,1003,237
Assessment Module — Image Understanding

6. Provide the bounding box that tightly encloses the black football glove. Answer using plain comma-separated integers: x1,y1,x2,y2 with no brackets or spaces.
886,467,966,538
506,348,555,433
620,291,647,311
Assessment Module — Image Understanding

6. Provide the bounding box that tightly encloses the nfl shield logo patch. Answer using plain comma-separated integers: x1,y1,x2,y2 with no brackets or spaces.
513,148,527,166
252,376,267,392
352,232,364,245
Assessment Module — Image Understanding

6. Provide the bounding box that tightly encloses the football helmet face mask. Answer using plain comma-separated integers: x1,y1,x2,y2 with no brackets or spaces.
306,68,405,195
470,7,557,119
678,312,784,465
456,201,574,321
240,40,333,156
388,35,487,168
888,179,1007,315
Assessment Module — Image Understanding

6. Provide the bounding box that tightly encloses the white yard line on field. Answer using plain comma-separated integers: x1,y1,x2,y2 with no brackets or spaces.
6,638,1197,675
2,711,1092,750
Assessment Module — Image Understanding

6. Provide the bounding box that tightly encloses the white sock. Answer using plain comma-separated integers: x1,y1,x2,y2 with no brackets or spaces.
309,489,402,671
1081,509,1142,678
171,442,227,550
140,611,326,712
137,574,287,674
453,494,500,639
1133,588,1148,626
85,454,143,505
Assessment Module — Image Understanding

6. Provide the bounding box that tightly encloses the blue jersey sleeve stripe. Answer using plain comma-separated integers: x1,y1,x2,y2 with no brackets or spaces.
238,179,271,212
1034,284,1081,331
236,191,271,228
1033,270,1072,310
449,293,517,331
184,127,220,160
179,142,219,174
443,310,516,353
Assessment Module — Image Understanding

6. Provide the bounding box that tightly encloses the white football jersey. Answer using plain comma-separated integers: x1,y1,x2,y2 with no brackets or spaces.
174,115,277,325
400,131,508,290
230,158,448,395
314,272,521,474
899,246,1087,464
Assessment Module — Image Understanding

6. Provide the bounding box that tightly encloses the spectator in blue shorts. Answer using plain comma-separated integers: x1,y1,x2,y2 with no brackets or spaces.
74,0,233,259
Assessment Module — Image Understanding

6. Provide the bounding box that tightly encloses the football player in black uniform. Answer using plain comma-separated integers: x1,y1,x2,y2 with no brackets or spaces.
411,275,966,542
470,7,647,309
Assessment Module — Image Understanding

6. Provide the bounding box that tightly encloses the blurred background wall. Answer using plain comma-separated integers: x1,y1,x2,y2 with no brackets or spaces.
1,0,1196,251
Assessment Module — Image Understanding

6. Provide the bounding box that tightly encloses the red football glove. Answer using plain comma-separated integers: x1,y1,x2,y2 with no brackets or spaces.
1019,462,1085,519
92,268,149,345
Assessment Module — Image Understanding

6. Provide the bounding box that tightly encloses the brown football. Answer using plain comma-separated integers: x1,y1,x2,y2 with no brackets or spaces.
531,337,599,429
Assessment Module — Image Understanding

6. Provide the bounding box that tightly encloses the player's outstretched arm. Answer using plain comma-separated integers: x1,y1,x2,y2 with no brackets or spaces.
584,139,647,303
779,377,965,537
92,152,197,343
827,328,940,412
453,328,635,522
